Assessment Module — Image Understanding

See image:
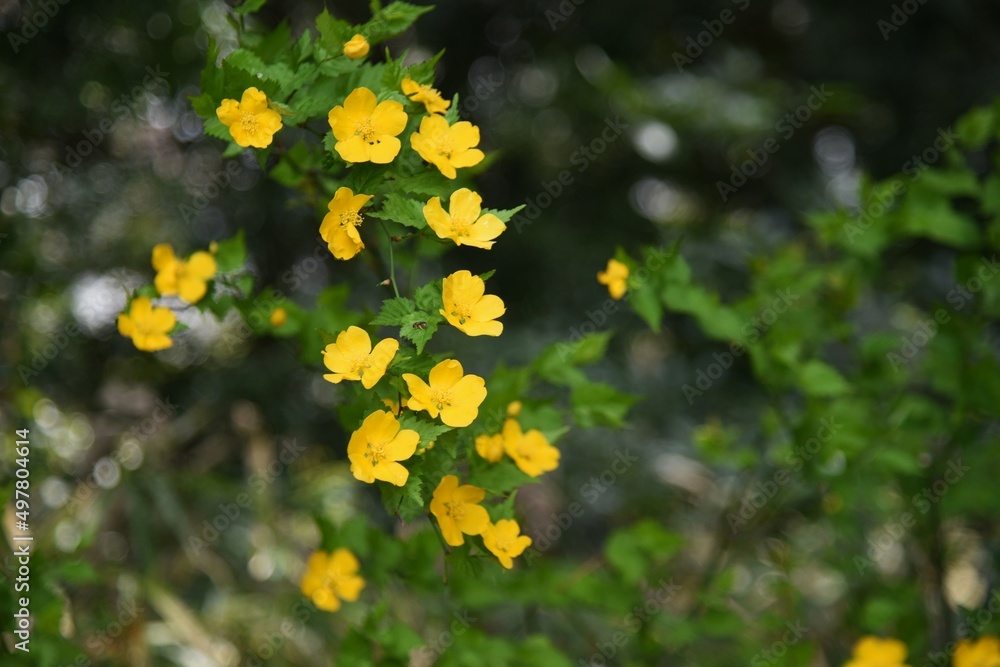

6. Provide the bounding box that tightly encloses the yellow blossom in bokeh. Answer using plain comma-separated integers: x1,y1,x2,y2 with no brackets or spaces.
347,410,419,486
216,87,283,148
482,519,532,569
502,418,560,477
441,270,504,337
329,87,407,164
410,114,484,179
152,244,217,304
430,474,490,547
423,188,505,249
401,77,450,114
844,637,910,667
322,326,398,389
117,297,175,352
320,187,373,260
403,359,487,427
299,548,365,612
597,258,630,300
343,34,369,59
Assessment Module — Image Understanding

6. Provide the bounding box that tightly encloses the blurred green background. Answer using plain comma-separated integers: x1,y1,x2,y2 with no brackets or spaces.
2,0,1000,665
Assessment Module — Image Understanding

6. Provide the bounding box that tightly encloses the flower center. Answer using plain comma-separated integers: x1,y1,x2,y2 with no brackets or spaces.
239,112,259,134
444,501,464,521
495,535,512,553
366,439,387,466
340,210,363,229
452,218,471,238
437,137,454,159
349,352,369,377
450,302,473,325
356,118,377,144
431,388,452,412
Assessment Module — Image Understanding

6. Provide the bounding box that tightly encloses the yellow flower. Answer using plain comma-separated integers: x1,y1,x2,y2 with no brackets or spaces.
322,326,398,389
401,77,450,115
346,410,419,486
597,259,630,300
299,548,365,612
117,297,175,352
506,401,522,417
409,114,484,179
152,244,217,304
502,418,560,477
328,87,408,164
403,359,487,427
429,475,490,547
423,189,505,249
216,87,283,148
270,308,287,327
954,637,1000,667
844,637,910,667
320,187,374,260
440,270,505,337
343,33,370,59
482,519,532,569
475,433,504,463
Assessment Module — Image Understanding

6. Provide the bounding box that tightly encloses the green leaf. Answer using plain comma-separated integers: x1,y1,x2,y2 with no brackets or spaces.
392,169,452,198
315,8,353,51
481,205,526,224
368,193,427,229
414,280,443,312
629,281,663,332
605,520,684,585
571,381,638,428
363,1,434,44
234,0,268,15
380,475,425,521
797,360,850,397
214,230,247,272
956,106,995,149
371,297,417,326
399,310,440,354
398,413,453,446
469,459,534,495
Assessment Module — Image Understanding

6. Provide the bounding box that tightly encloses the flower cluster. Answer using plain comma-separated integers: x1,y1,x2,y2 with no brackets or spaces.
475,412,560,478
118,243,217,352
844,635,1000,667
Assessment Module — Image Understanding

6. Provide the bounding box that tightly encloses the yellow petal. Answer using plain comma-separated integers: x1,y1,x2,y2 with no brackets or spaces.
370,100,407,137
449,189,481,224
240,87,269,114
423,197,452,239
471,294,505,322
335,135,371,163
343,87,377,118
368,135,402,164
429,359,464,389
216,99,241,127
152,244,177,270
177,276,208,304
337,326,373,356
186,252,217,280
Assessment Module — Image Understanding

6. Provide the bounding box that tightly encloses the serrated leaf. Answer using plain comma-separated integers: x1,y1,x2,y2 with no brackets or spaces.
392,169,453,198
364,1,434,44
414,280,443,311
399,311,439,353
380,475,425,521
571,381,638,428
398,413,453,446
469,459,534,495
371,297,417,326
481,205,526,223
368,193,427,229
315,8,353,51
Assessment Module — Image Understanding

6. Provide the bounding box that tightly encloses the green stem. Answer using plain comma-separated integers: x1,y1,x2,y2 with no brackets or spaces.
380,221,401,298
